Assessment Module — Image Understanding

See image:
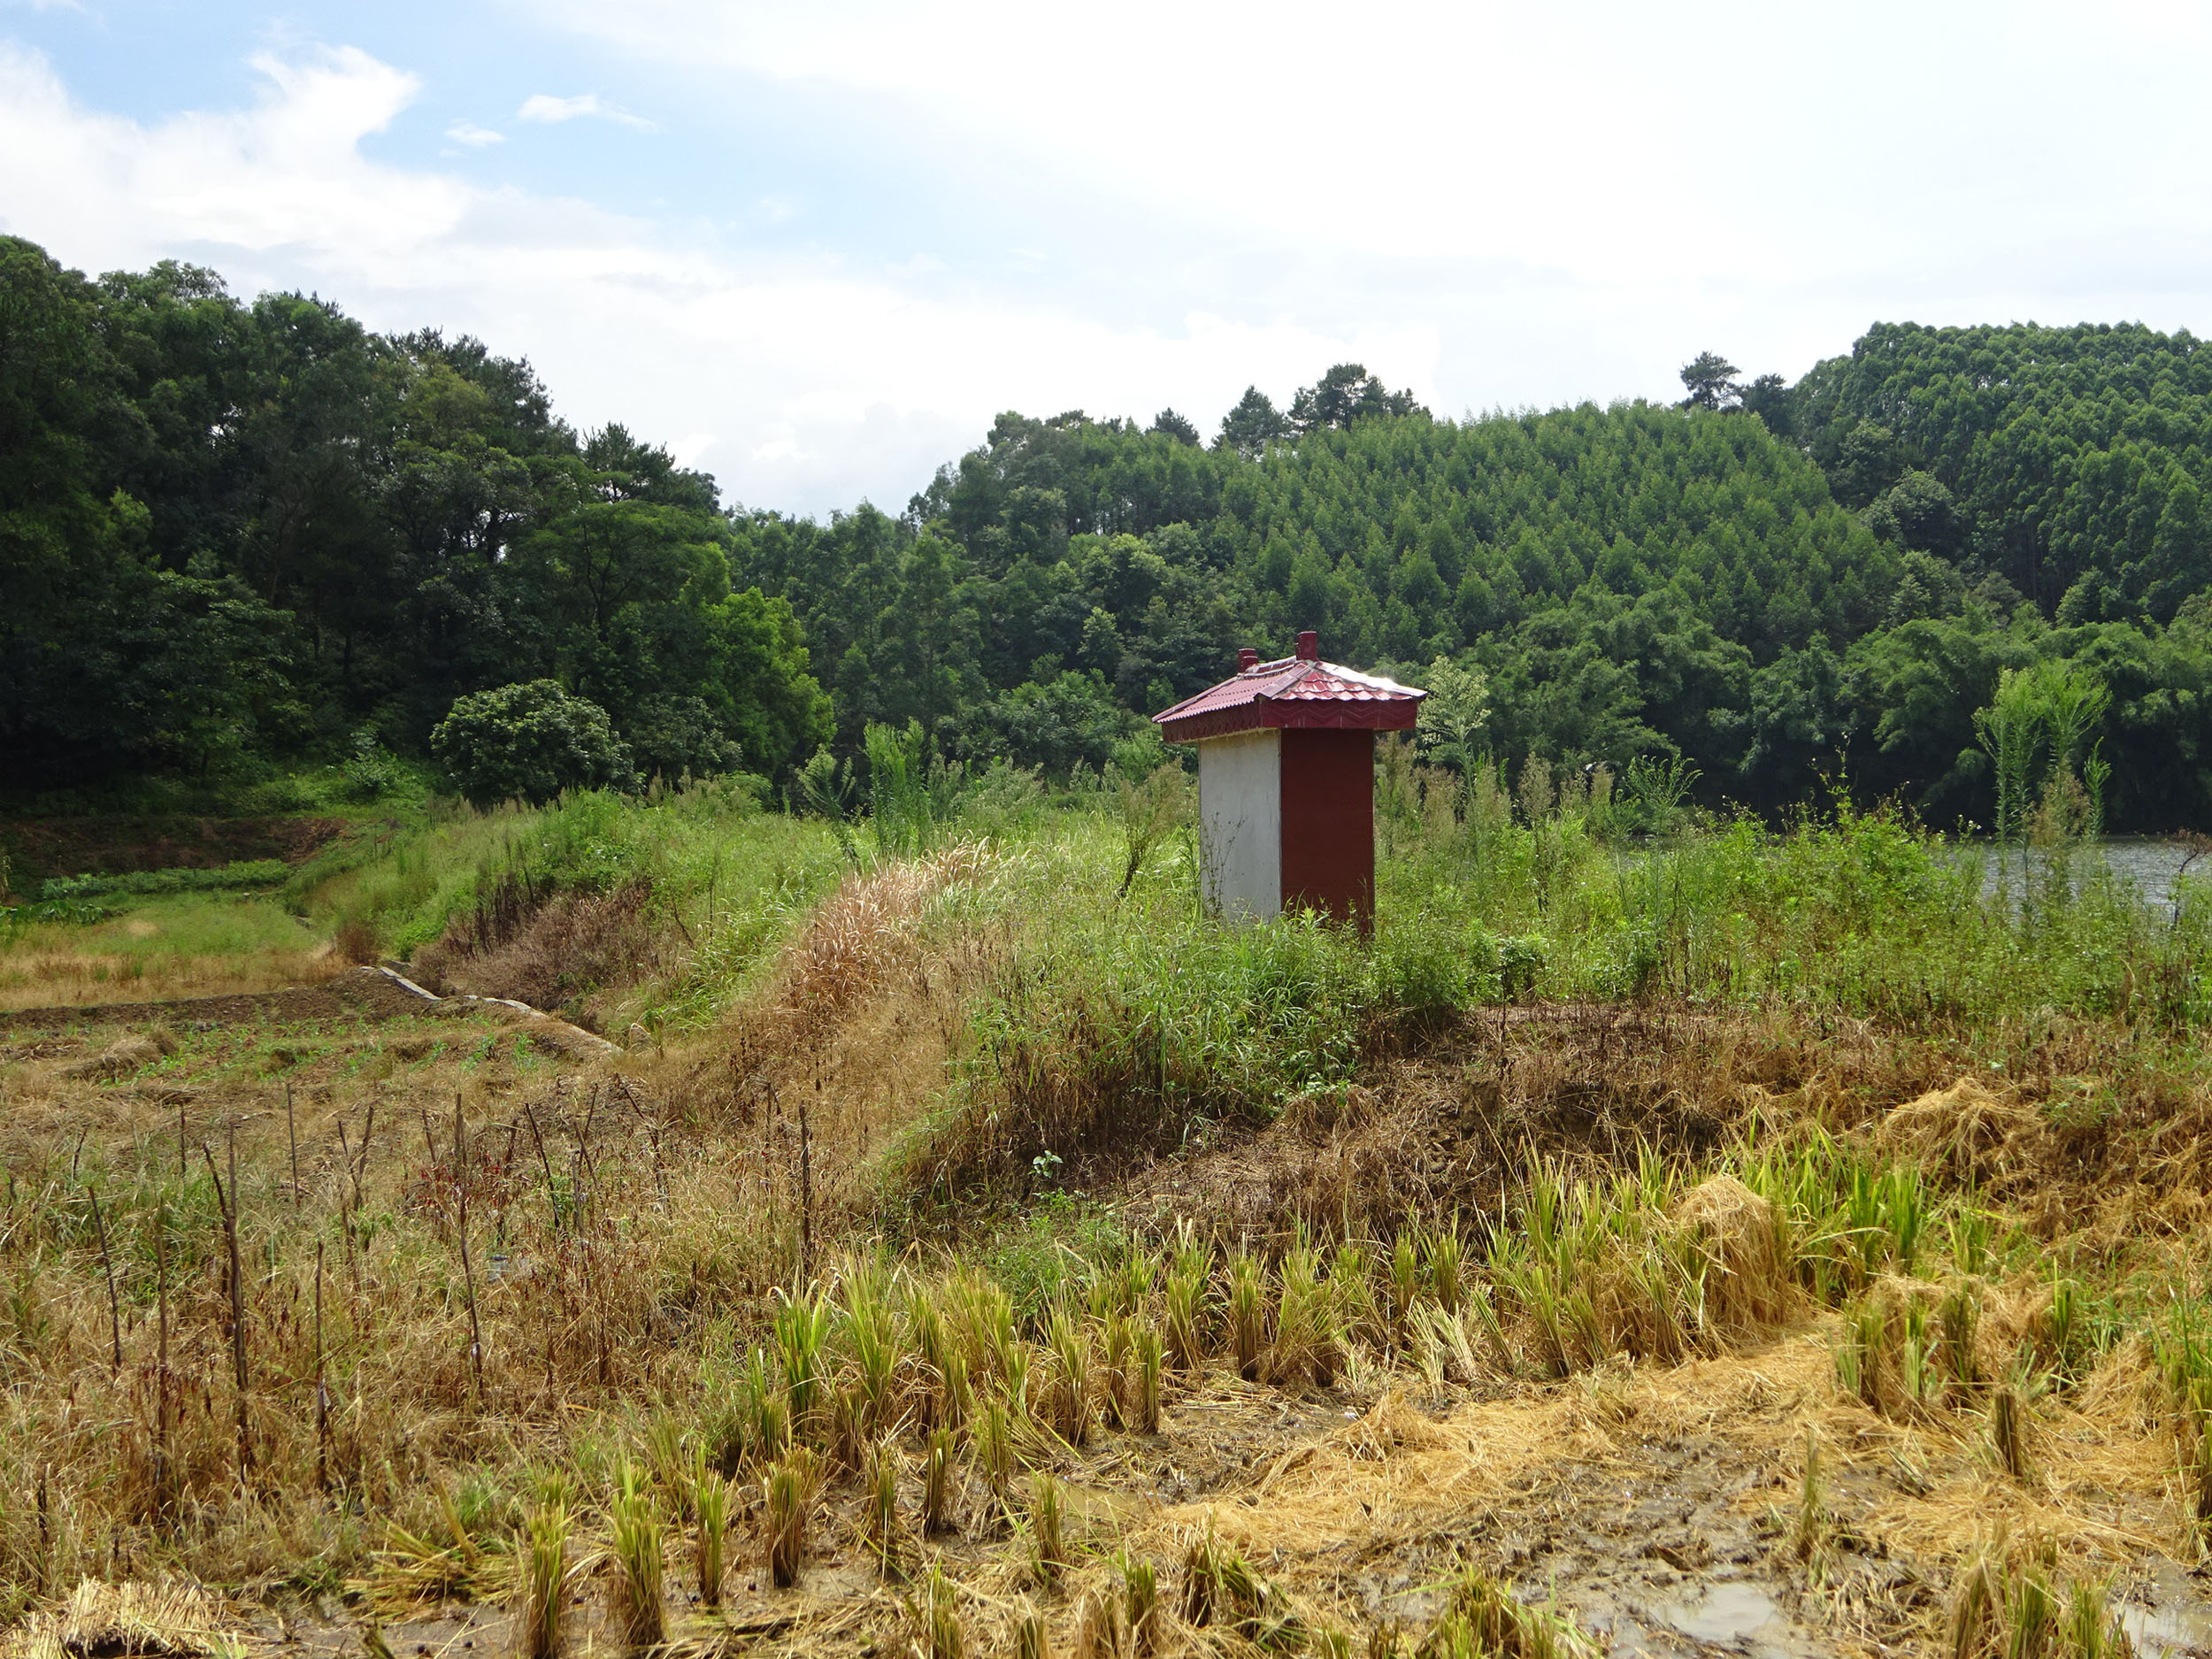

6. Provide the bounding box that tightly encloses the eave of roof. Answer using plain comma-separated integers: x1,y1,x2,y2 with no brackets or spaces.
1153,657,1426,742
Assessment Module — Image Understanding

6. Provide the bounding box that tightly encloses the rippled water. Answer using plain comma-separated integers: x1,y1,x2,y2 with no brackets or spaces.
1964,836,2208,913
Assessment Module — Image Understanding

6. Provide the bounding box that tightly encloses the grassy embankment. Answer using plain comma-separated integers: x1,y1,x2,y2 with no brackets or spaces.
3,771,2210,1657
0,783,842,1018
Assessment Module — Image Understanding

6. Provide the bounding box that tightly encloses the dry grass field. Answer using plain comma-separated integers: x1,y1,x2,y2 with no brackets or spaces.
4,811,2212,1659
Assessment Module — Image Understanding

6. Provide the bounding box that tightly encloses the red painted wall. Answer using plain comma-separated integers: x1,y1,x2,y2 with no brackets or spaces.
1278,727,1376,931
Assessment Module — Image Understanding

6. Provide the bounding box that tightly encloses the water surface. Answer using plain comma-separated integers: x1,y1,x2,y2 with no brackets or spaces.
1962,836,2208,914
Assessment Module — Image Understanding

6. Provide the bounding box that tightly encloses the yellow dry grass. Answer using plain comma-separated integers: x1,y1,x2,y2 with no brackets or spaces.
771,843,995,1035
2,1578,245,1659
987,1325,2193,1656
0,949,344,1012
1877,1076,2041,1182
1109,1348,1832,1606
1672,1173,1797,1333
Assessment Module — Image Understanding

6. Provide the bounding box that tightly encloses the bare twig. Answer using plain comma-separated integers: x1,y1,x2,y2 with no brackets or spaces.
521,1100,558,1233
36,1463,50,1595
203,1130,252,1482
314,1240,329,1490
355,1098,377,1212
155,1210,172,1518
90,1186,122,1374
456,1094,485,1404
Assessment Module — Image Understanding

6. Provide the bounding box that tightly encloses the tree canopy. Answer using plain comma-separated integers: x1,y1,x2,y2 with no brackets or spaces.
6,231,2211,832
0,237,829,795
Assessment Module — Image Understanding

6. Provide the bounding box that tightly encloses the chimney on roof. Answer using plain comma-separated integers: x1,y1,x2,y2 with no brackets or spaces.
1295,630,1319,661
1238,648,1259,672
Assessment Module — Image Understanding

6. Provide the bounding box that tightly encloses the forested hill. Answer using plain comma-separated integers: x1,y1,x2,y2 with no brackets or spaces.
5,229,2211,829
743,334,2212,829
741,403,1899,803
1786,321,2212,619
0,238,831,796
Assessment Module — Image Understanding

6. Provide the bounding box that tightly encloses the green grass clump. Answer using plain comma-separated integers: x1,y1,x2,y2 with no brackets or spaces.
922,1425,954,1537
1044,1308,1092,1447
1228,1251,1264,1382
864,1439,901,1571
910,1563,964,1659
1133,1326,1163,1433
775,1293,833,1430
607,1463,664,1647
1268,1245,1340,1386
1164,1253,1206,1374
764,1446,818,1588
694,1459,730,1607
1030,1472,1065,1582
1947,1555,2133,1659
517,1494,572,1659
1422,1568,1587,1659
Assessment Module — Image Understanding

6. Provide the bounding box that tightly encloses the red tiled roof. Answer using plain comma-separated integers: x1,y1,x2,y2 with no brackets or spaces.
1154,655,1425,743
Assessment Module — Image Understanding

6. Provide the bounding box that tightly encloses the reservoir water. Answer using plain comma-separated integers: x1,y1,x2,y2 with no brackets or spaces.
1964,835,2208,914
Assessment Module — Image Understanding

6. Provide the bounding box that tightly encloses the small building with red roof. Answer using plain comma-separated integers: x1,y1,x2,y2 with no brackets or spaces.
1153,631,1425,931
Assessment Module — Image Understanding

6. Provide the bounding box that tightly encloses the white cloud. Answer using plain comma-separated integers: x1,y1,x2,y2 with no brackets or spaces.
518,0,2212,296
0,42,1411,513
0,43,465,280
445,119,505,147
517,92,655,130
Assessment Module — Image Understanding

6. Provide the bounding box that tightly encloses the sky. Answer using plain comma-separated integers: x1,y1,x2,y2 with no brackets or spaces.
4,1,2211,518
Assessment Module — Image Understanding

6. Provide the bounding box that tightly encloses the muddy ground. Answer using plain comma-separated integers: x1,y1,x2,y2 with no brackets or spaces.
173,1347,2212,1659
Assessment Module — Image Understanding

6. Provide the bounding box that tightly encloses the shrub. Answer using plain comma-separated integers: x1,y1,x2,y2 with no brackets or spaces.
431,681,634,806
341,732,415,803
625,695,743,784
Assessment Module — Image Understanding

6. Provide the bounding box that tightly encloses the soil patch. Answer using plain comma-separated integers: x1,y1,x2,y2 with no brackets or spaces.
411,876,658,1018
0,965,444,1031
0,815,355,885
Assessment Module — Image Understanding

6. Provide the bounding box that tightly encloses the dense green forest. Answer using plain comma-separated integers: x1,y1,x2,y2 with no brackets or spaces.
5,232,2210,829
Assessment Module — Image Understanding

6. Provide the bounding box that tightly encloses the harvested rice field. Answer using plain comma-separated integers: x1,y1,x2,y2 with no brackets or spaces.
4,803,2212,1659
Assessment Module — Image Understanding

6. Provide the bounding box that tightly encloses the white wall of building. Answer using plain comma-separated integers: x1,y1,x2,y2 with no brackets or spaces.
1198,729,1280,923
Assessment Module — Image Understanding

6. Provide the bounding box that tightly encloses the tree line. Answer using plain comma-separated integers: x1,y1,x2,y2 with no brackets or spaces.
0,238,828,795
5,231,2210,829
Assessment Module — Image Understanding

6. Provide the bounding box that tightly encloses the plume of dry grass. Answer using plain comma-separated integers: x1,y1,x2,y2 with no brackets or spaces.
2,1578,245,1659
769,843,994,1036
1878,1076,2043,1185
636,841,1008,1231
